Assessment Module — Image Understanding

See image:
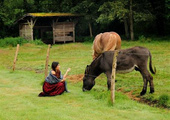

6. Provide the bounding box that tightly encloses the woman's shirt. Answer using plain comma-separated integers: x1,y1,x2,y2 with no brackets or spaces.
45,71,63,84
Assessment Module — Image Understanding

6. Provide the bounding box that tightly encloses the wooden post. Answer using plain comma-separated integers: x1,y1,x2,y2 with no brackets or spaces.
111,50,119,104
13,44,20,71
45,44,51,78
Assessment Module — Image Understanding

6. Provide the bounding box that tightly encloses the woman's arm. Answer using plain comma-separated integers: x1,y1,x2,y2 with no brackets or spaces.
60,68,71,82
63,68,71,78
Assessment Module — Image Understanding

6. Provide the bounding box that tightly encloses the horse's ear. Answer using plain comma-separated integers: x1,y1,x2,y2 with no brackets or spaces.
85,65,90,74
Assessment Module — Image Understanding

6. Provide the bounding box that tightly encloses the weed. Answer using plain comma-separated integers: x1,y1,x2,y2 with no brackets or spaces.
30,39,45,45
158,94,169,107
0,37,28,47
145,95,154,101
138,35,152,42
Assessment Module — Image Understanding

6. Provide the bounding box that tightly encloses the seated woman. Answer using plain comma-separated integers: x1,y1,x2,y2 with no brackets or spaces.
39,61,71,97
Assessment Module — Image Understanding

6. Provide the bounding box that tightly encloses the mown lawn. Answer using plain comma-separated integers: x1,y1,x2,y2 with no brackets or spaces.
0,40,170,120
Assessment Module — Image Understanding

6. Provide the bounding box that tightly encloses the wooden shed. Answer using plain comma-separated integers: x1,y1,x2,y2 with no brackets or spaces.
17,13,81,44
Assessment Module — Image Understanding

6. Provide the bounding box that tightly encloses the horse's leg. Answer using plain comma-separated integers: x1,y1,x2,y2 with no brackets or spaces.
140,77,148,96
148,74,154,93
105,71,112,90
138,68,149,96
139,66,155,95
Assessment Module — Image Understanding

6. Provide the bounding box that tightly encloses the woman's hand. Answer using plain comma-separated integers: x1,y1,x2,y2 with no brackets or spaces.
62,68,71,82
67,68,71,72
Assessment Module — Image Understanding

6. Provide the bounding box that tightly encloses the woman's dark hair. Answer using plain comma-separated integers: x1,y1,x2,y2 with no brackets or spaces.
51,62,59,72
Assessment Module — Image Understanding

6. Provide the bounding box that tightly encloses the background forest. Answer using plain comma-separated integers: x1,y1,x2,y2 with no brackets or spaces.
0,0,170,40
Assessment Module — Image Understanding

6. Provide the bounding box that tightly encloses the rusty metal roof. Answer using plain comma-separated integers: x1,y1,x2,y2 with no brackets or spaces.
27,13,81,17
16,13,82,23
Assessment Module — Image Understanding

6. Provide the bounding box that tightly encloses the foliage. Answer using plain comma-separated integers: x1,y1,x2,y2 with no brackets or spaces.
0,37,28,47
158,94,169,107
97,0,129,23
0,0,169,38
76,36,94,42
30,39,45,45
165,0,170,19
138,35,152,42
0,37,45,47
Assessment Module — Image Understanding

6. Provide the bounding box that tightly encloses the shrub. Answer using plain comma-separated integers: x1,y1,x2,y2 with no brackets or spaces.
76,36,94,42
138,35,151,42
145,94,154,101
0,37,28,47
158,94,169,107
0,37,45,47
30,39,44,45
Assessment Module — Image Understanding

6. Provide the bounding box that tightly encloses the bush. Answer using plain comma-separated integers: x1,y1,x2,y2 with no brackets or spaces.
0,37,45,47
158,94,169,107
30,39,44,45
76,36,94,42
0,37,28,47
138,35,152,42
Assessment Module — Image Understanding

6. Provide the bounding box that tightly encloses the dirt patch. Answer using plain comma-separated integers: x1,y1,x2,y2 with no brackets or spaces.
67,74,84,83
117,88,160,107
117,88,141,101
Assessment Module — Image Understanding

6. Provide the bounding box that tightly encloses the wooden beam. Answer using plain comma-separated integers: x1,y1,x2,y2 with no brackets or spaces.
26,18,37,41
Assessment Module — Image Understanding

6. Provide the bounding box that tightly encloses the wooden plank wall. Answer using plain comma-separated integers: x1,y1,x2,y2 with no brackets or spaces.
19,23,33,40
53,22,75,44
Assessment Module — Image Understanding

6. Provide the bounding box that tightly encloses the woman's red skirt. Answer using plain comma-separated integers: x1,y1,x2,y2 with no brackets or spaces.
39,81,65,96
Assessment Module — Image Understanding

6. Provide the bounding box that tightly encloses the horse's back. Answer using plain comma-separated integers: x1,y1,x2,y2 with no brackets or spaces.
92,32,121,59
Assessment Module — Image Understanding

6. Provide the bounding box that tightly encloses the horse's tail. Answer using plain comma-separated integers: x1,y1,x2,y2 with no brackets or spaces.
149,51,156,74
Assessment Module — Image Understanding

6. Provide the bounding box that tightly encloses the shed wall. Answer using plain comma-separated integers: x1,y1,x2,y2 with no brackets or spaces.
19,23,33,40
53,22,75,44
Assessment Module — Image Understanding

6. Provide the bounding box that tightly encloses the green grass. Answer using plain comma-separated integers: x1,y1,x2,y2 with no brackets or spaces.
0,40,170,120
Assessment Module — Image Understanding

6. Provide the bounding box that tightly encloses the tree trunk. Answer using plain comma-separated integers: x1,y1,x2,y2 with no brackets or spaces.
129,0,134,40
89,22,93,37
123,17,129,39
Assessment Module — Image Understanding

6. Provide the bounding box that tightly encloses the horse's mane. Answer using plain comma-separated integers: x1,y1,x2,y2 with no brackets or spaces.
90,53,102,66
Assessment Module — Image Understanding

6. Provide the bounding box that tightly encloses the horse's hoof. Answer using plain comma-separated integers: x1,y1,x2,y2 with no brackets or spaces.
140,91,146,96
150,89,155,94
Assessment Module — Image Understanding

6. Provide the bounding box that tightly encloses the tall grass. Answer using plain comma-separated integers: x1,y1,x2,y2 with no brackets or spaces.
0,37,44,47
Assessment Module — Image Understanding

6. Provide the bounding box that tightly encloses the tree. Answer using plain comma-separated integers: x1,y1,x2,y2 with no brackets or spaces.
97,0,131,39
129,0,134,40
149,0,166,35
71,0,99,37
97,0,155,40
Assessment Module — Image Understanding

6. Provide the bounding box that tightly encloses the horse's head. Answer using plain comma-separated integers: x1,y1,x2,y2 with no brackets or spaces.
82,65,96,92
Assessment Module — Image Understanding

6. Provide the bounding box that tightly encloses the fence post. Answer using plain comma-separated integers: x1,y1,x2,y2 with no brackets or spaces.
13,44,20,71
111,50,119,104
45,44,51,79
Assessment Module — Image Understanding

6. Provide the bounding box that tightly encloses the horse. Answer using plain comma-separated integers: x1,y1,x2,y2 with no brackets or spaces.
92,32,121,60
83,46,156,96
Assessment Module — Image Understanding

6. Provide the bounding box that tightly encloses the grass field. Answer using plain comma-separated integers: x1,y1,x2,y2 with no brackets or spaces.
0,40,170,120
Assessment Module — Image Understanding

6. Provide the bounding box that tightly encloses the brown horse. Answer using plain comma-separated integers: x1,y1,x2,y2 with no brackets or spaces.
92,32,121,59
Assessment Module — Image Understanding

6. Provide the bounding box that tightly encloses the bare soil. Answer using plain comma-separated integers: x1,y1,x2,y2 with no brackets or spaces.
67,74,84,83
